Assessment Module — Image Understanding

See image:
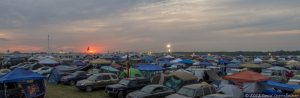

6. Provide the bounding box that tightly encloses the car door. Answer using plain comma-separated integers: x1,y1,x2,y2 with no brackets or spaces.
102,75,111,86
95,75,104,88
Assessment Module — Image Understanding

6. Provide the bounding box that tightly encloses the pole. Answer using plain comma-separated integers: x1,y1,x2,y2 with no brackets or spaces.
48,34,50,55
127,53,130,78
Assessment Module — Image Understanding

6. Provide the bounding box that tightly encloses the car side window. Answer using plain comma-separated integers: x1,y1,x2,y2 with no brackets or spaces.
111,75,118,79
196,88,204,97
96,76,103,80
103,75,111,80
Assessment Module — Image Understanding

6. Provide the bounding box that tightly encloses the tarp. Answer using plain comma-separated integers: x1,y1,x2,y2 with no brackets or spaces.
260,80,300,92
179,59,194,65
223,71,269,82
142,56,154,63
137,64,163,71
0,68,44,83
206,70,222,81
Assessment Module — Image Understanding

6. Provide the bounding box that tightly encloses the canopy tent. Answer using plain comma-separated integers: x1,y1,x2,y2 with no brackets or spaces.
0,68,45,98
253,58,263,64
267,66,289,71
286,60,300,68
267,58,276,63
0,68,44,83
38,58,59,65
260,80,300,92
223,71,269,82
100,66,120,72
259,63,272,68
241,63,264,68
137,64,163,71
218,84,243,98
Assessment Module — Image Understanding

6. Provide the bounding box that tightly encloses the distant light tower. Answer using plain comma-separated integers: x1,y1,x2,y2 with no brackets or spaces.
166,44,171,53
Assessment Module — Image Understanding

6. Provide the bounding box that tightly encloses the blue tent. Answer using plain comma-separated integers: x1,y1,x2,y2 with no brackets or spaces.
260,80,300,92
137,64,164,71
218,59,229,65
0,68,44,83
48,69,62,84
179,59,194,65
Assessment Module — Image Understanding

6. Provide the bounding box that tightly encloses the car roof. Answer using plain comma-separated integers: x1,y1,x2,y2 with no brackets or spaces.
146,84,164,88
183,82,212,89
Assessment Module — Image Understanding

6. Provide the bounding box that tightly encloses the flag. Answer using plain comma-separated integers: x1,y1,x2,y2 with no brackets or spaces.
87,47,90,51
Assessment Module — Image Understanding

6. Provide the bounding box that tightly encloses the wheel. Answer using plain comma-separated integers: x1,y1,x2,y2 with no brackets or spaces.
117,91,124,98
70,80,76,86
85,86,93,92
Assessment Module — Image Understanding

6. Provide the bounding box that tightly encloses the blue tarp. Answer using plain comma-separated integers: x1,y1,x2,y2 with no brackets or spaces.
0,68,44,83
200,61,213,66
137,64,164,71
179,59,194,65
260,80,300,92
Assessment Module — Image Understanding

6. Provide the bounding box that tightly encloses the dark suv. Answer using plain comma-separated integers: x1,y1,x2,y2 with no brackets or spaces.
105,78,150,98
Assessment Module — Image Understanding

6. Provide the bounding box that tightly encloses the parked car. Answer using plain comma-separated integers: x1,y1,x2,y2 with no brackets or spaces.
61,71,90,85
105,77,150,98
76,73,119,92
126,85,175,98
33,66,53,78
165,82,216,98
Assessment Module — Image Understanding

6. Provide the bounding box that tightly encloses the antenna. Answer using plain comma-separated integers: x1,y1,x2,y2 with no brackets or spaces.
48,34,50,55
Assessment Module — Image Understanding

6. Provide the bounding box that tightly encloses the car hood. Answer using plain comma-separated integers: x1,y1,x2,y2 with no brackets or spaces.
107,84,126,89
127,91,149,98
165,94,191,98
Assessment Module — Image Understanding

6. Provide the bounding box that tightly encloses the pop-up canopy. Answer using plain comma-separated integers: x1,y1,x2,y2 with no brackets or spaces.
223,71,268,82
0,68,44,83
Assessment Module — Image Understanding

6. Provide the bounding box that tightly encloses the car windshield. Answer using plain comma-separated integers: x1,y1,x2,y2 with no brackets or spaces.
140,86,156,93
87,75,97,81
119,79,130,86
177,87,195,97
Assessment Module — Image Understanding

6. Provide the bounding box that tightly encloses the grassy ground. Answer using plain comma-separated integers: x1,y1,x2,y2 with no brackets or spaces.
45,83,111,98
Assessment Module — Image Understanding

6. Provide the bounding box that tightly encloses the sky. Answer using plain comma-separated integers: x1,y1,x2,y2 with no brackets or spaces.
0,0,300,53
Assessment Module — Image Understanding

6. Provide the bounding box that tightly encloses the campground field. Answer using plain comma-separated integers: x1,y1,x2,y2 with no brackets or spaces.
45,83,111,98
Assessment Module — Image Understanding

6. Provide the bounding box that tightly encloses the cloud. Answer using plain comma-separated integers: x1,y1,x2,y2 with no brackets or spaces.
0,0,300,52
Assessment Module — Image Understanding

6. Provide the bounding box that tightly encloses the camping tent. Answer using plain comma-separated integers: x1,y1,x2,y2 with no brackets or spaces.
179,59,194,65
137,64,163,71
119,68,143,78
164,71,197,90
223,71,269,82
218,84,243,98
170,58,182,63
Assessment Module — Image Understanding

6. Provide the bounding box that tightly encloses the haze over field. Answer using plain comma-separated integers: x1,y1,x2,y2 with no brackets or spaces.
0,0,300,53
